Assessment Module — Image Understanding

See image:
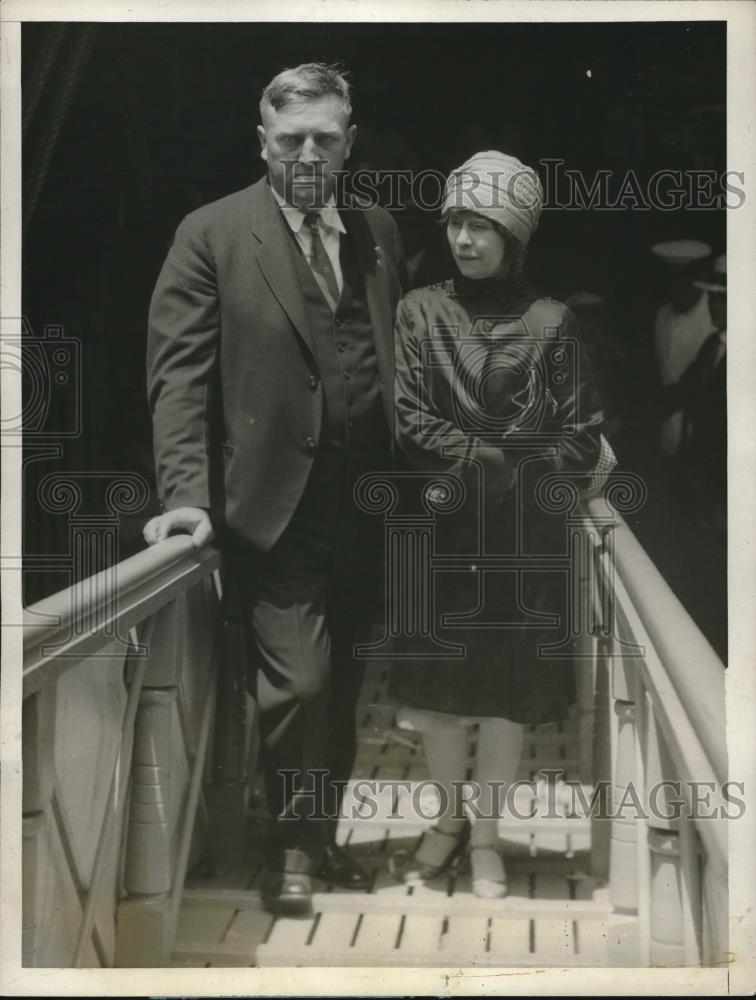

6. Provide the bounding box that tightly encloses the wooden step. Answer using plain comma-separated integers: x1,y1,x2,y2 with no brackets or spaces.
174,652,606,969
180,880,609,923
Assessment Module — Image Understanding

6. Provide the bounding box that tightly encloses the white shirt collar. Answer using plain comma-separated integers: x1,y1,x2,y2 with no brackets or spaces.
270,184,346,235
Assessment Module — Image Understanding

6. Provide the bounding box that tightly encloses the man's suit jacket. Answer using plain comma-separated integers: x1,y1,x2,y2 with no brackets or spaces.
147,177,405,552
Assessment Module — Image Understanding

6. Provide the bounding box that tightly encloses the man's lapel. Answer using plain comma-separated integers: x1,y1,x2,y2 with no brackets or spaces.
249,181,396,411
249,179,316,356
342,207,395,415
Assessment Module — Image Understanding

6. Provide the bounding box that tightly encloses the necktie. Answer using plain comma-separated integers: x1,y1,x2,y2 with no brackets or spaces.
304,212,340,311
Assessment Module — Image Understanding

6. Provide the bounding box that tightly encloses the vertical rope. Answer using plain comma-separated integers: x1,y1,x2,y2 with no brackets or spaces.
23,25,99,236
22,24,69,136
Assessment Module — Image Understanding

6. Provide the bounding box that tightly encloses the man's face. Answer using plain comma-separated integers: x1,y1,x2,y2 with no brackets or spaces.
257,95,356,210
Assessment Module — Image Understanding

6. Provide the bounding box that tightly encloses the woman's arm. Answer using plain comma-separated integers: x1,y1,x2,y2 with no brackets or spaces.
394,294,517,501
540,303,604,475
484,302,604,494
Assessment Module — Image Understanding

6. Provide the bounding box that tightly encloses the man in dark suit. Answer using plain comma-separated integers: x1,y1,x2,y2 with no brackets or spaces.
143,63,405,913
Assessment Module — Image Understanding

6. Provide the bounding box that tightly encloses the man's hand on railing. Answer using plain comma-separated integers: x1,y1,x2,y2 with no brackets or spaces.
143,507,215,548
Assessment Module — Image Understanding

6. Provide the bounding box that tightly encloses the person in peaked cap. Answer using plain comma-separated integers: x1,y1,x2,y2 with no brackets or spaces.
651,238,716,456
684,253,727,478
693,251,727,296
651,238,711,267
661,253,727,659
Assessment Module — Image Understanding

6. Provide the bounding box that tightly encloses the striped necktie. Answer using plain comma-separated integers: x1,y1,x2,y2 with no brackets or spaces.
304,212,340,311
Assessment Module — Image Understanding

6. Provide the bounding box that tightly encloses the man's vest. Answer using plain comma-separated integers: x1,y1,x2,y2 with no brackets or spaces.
286,218,392,529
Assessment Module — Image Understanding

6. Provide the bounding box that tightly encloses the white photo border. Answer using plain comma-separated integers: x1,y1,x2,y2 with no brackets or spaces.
1,1,754,995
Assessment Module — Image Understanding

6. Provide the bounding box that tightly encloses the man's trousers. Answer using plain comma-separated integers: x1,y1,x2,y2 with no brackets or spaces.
228,472,385,856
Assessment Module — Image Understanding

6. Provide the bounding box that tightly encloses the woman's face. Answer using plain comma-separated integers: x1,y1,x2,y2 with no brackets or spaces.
446,210,508,280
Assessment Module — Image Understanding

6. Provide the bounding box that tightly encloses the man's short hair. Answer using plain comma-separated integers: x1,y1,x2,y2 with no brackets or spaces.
260,62,352,120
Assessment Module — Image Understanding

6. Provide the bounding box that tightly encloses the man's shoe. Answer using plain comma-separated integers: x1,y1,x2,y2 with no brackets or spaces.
260,847,313,916
315,842,371,890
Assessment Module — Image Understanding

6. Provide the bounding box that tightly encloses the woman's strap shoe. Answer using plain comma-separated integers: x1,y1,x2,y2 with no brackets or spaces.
388,822,469,883
315,842,371,890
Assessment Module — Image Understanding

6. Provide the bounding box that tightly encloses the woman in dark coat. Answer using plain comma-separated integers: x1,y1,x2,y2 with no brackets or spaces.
387,152,605,896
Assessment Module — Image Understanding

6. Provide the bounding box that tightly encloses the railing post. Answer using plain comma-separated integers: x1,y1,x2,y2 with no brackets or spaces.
701,841,729,966
573,521,599,784
589,638,611,883
607,656,640,964
116,685,177,966
115,599,180,967
22,686,56,966
647,830,685,966
677,816,704,965
644,706,693,966
206,569,250,867
586,520,612,884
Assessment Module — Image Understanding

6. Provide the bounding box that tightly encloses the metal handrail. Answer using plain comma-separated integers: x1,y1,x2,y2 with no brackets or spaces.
585,496,726,786
23,536,221,696
587,511,727,872
581,496,728,966
21,533,225,967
